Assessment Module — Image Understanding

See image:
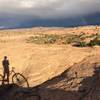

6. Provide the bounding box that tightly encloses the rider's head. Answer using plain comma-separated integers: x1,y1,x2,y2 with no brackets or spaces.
4,56,7,60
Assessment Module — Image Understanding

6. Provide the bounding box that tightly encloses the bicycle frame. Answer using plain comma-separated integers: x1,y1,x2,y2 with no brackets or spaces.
9,67,16,75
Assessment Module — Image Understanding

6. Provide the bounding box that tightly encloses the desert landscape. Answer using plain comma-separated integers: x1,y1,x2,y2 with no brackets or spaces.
0,26,100,100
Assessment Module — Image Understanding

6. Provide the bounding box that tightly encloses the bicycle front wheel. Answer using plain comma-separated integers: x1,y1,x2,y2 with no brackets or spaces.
12,73,29,88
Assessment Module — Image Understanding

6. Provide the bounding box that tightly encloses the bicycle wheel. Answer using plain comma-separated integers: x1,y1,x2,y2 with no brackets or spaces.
0,74,3,85
12,73,29,88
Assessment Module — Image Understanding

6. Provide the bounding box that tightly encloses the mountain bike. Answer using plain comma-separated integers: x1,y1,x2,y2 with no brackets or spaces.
0,67,29,88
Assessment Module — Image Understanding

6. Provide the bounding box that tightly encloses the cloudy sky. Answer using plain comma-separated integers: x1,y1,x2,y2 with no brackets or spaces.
0,0,100,28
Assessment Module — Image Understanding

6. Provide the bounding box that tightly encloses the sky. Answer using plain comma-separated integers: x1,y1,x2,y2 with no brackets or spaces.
0,0,100,28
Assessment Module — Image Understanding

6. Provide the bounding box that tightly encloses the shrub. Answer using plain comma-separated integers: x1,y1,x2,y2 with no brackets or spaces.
87,37,100,47
72,41,87,47
27,34,60,44
44,34,60,44
27,33,100,47
62,34,84,44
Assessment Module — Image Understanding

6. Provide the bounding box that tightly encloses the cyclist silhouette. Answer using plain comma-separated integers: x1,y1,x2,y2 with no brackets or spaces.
2,56,10,84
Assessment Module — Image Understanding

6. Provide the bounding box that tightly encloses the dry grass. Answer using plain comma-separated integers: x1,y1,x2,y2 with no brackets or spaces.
27,33,100,47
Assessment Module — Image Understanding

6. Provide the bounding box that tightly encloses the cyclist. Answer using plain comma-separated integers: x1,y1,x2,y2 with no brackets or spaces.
2,56,10,84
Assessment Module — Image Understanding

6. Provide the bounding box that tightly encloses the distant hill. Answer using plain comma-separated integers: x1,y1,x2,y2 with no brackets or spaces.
0,13,100,29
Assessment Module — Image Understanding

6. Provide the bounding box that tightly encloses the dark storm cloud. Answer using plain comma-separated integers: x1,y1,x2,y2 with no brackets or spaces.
0,0,100,28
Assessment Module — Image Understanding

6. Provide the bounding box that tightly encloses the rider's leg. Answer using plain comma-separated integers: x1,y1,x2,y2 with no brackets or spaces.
7,72,9,84
2,72,6,85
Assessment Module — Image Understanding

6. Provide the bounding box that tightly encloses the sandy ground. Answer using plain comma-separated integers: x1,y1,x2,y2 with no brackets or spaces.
0,26,100,87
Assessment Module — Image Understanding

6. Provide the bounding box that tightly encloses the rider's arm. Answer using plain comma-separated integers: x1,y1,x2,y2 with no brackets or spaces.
2,60,4,66
7,60,10,65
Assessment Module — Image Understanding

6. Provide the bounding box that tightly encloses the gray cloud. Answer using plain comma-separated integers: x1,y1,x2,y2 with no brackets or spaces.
0,0,100,28
0,0,100,18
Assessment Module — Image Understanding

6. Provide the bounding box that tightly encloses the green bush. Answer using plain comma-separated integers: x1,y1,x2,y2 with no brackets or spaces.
27,36,45,44
62,34,85,44
27,34,60,44
44,34,60,44
27,33,100,47
87,37,100,47
72,41,87,47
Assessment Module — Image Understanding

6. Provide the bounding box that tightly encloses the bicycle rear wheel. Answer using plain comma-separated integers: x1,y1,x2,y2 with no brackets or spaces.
12,73,29,88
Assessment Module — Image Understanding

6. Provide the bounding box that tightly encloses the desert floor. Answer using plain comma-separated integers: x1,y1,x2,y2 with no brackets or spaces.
0,26,100,87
